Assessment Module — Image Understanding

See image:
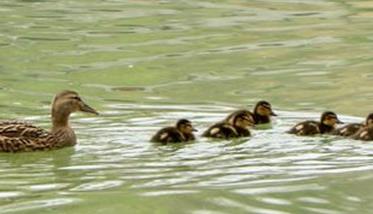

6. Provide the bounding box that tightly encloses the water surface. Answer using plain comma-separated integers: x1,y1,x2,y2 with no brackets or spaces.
1,0,373,213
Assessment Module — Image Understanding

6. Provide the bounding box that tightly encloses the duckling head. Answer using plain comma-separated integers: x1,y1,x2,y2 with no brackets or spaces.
176,119,197,135
52,90,99,127
321,111,343,127
233,112,255,129
254,101,277,117
365,113,373,128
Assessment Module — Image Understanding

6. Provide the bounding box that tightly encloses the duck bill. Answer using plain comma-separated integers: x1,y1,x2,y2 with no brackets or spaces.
80,102,99,115
192,128,198,132
270,110,277,116
336,119,343,124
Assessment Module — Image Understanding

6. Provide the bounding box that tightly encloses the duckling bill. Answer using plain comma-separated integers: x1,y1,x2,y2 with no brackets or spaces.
287,111,343,136
202,111,254,139
0,90,98,152
151,119,196,144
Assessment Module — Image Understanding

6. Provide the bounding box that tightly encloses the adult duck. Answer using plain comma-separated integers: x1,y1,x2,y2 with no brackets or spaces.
0,90,98,152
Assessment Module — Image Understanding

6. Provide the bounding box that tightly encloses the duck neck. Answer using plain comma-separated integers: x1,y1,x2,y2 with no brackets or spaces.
253,113,270,124
51,108,72,132
319,123,334,134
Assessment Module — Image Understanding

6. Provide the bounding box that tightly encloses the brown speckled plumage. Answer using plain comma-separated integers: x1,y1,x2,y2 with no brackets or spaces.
0,121,48,138
0,90,98,153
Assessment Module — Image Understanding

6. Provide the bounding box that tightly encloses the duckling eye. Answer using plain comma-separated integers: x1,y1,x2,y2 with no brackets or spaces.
72,96,81,101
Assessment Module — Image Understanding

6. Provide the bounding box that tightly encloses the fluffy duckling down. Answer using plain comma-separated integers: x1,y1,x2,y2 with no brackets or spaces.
287,111,343,136
151,119,196,144
202,110,254,139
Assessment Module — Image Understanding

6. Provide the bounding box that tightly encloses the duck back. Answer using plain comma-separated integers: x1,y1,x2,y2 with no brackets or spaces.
0,121,48,138
332,123,363,137
0,125,76,153
202,122,239,139
352,127,373,141
151,127,185,143
287,121,320,136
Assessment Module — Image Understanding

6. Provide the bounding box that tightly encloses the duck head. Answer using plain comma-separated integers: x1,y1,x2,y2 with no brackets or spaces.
321,111,343,128
176,119,197,135
254,101,277,117
52,90,99,128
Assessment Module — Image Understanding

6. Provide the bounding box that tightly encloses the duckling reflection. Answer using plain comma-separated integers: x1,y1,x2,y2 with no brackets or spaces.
203,111,254,139
225,101,277,125
352,113,373,141
333,113,373,137
287,111,343,136
0,90,99,152
151,119,196,144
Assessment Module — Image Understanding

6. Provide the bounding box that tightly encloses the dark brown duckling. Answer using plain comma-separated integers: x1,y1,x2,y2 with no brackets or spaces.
332,113,373,137
287,111,343,136
225,101,277,125
0,90,99,153
352,113,373,141
202,111,254,139
151,119,197,144
202,122,238,139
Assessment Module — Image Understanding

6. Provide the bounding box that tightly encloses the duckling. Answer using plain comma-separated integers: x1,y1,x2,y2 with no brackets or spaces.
352,113,373,141
151,119,197,144
253,100,277,124
202,111,254,139
287,111,343,136
225,101,277,125
0,90,99,152
202,122,238,139
332,113,373,137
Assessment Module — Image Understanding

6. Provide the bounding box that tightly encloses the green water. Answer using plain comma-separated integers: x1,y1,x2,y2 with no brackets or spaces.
1,0,373,213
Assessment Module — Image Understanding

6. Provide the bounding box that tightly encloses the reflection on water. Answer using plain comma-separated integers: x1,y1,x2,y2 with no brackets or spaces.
1,0,373,213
